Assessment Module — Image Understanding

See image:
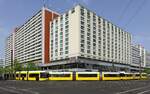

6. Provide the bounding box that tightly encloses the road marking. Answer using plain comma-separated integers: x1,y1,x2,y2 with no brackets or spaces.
0,87,21,94
116,86,150,94
7,86,39,94
20,89,39,94
137,90,150,94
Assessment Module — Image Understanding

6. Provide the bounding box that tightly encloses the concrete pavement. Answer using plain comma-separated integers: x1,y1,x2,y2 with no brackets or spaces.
0,80,150,94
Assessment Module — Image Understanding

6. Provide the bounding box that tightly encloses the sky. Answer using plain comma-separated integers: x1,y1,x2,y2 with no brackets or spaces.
0,0,150,58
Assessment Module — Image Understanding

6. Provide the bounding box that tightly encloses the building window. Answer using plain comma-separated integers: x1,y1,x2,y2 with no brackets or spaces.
65,51,68,54
65,42,68,45
65,38,68,41
81,21,84,25
93,51,96,55
60,48,63,51
60,32,63,35
71,8,75,13
60,52,63,55
81,44,84,48
60,35,63,39
65,46,68,50
87,50,90,53
81,40,84,43
81,35,84,38
87,46,90,49
81,30,84,34
65,34,69,37
81,26,84,30
60,44,63,48
81,49,84,53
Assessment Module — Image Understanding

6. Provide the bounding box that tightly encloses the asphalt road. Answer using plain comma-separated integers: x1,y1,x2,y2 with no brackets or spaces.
0,80,150,94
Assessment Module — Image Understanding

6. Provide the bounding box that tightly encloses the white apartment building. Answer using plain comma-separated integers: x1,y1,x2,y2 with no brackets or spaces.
5,33,14,67
14,10,43,64
5,7,59,66
131,44,146,68
137,45,146,67
5,4,133,72
42,5,132,71
146,51,150,68
0,58,4,67
131,45,140,67
50,5,131,66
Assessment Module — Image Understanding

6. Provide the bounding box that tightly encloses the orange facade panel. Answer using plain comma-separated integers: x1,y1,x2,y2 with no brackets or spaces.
44,9,59,64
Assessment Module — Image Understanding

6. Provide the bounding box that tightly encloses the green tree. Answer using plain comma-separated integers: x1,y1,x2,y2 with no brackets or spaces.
2,66,14,80
13,59,22,71
143,68,150,74
25,62,39,71
13,59,23,80
0,67,4,74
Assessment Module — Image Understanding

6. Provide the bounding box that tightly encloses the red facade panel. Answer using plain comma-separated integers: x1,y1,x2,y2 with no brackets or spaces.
44,9,59,64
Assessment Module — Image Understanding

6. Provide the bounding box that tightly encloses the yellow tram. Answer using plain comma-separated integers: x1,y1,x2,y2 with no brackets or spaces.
16,71,148,81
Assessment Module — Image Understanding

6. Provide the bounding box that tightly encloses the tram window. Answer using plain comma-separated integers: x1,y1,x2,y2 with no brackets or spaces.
40,73,49,78
142,74,147,76
78,74,97,77
135,74,140,76
104,74,119,77
50,74,71,77
16,74,19,77
126,74,132,77
21,74,26,77
29,74,39,77
120,73,125,77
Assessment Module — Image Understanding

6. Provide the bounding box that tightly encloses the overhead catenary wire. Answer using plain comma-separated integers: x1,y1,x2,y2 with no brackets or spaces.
124,0,147,27
117,0,133,22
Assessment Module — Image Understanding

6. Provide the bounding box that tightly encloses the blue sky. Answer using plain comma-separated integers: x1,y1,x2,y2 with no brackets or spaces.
0,0,150,58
